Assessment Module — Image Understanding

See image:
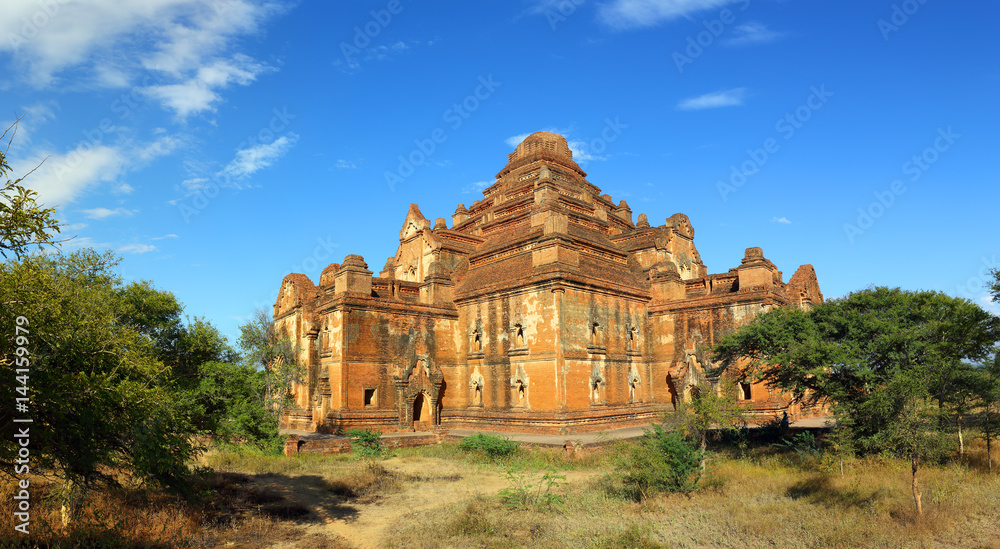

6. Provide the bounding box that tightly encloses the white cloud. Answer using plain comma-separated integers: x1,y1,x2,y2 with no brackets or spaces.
143,54,274,118
771,216,791,224
977,293,999,315
219,133,299,183
503,127,611,163
567,140,608,162
81,207,136,219
118,243,157,254
8,133,181,208
505,133,532,148
335,159,359,169
181,177,210,192
112,183,134,195
151,234,178,240
725,22,784,47
1,1,283,88
334,39,431,73
462,181,492,194
64,223,88,231
597,0,737,30
10,145,126,208
676,88,746,110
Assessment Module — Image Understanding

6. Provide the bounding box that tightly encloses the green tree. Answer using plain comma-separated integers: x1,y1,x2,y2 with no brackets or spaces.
974,350,1000,473
1,121,60,258
238,308,301,421
713,287,1000,514
665,379,747,473
616,425,704,500
192,361,282,451
0,250,198,501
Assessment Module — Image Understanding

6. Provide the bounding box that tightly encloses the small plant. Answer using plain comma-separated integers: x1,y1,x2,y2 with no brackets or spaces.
616,425,704,501
497,465,566,511
778,431,824,467
459,432,520,461
346,428,385,460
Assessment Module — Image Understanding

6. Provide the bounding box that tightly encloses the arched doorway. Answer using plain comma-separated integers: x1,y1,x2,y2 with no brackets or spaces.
412,392,431,430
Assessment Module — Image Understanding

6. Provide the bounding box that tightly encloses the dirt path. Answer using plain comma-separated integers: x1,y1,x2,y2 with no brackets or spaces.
249,456,520,549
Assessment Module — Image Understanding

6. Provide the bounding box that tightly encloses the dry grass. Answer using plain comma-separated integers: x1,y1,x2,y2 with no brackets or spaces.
4,439,998,548
0,469,351,549
383,439,1000,549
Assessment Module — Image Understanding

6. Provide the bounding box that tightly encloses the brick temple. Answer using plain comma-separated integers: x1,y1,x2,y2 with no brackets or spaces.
274,131,823,434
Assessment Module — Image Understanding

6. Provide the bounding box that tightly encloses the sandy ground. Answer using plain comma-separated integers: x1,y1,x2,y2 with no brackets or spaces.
245,456,516,549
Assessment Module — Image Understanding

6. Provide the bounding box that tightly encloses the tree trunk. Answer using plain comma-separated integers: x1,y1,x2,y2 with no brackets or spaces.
700,431,707,474
957,415,964,456
911,455,923,516
988,431,993,474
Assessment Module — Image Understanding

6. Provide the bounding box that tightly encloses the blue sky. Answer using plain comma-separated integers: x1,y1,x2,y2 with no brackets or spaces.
2,0,998,345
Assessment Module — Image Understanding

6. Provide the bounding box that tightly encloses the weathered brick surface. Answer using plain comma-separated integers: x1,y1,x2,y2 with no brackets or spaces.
274,132,826,435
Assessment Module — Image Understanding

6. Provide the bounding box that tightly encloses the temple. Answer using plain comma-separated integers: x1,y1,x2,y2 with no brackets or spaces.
273,131,824,434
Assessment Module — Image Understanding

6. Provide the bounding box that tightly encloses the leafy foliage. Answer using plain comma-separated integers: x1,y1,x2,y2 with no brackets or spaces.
0,250,196,492
346,429,385,460
0,122,61,259
616,425,704,500
713,287,999,457
238,309,301,420
712,286,1000,513
458,432,520,461
498,465,566,511
665,379,747,471
192,361,282,452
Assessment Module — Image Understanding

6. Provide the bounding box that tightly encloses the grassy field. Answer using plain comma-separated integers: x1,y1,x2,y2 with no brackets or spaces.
2,437,998,548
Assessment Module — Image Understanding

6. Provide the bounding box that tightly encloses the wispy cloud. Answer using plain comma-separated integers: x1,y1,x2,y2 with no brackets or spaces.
334,40,435,73
1,0,285,91
9,134,180,208
462,180,492,194
151,234,179,240
979,294,999,315
567,140,608,162
504,127,612,163
81,207,136,219
505,133,532,148
676,88,746,110
219,133,299,183
143,54,275,119
597,0,737,30
771,216,792,224
118,243,156,254
725,22,785,47
11,145,126,207
335,159,359,169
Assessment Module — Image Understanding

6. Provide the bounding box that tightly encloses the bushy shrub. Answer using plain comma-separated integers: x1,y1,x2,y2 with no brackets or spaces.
346,429,385,460
497,465,566,511
617,425,704,500
459,432,520,460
